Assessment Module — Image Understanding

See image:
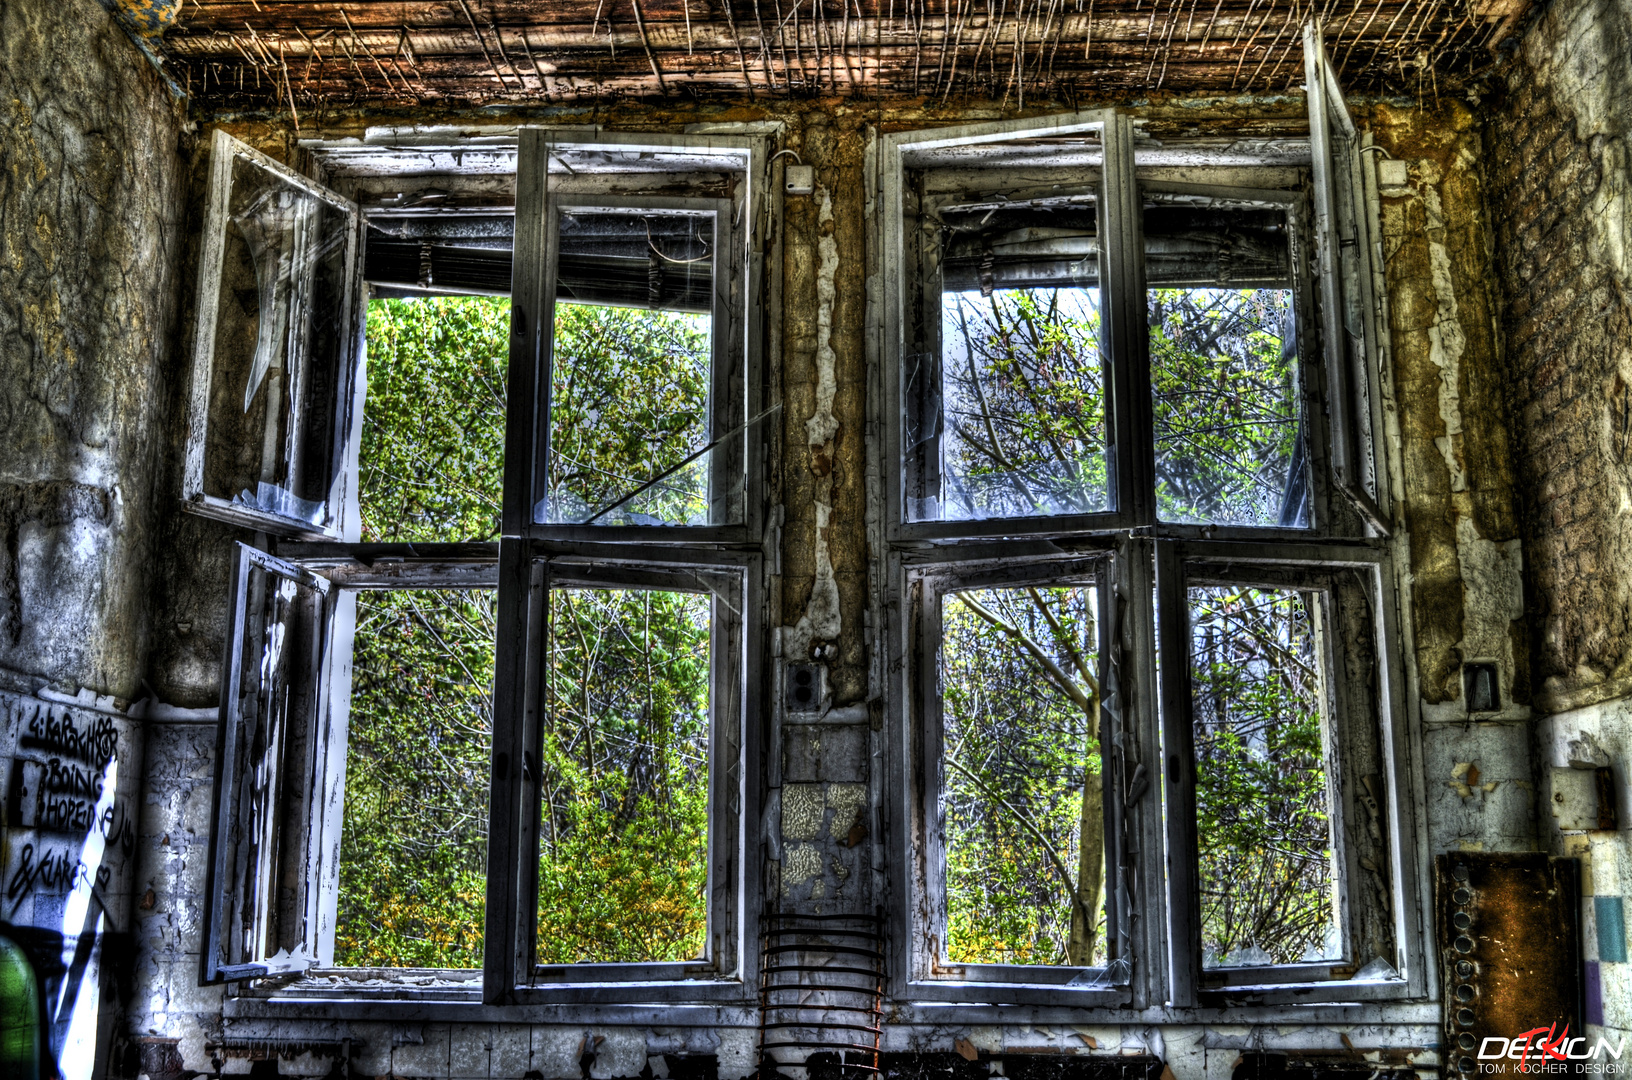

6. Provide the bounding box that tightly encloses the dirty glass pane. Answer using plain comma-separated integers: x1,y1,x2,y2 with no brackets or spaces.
359,297,508,543
926,203,1110,521
940,583,1107,966
537,588,712,963
1147,203,1308,528
336,589,495,968
543,209,729,527
1188,584,1339,967
204,150,354,529
224,560,326,969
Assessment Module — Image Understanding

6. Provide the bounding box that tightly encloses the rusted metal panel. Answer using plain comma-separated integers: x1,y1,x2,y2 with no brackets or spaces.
1436,853,1582,1079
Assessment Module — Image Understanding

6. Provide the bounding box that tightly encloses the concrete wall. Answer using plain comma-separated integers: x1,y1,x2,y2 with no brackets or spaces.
1486,0,1632,1047
0,0,188,1076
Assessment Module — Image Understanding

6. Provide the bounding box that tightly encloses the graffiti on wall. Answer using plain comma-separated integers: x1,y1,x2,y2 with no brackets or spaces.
1,689,145,1080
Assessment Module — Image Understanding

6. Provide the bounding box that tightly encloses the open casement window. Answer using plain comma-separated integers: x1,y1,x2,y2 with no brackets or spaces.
1304,23,1391,534
1155,541,1423,1005
483,540,758,1004
890,543,1162,1006
204,543,338,982
505,131,761,543
1142,185,1325,534
882,111,1147,540
184,130,363,539
205,541,508,988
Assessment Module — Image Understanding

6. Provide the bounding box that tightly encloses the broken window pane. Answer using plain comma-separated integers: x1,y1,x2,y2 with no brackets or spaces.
544,209,724,527
1147,203,1308,528
336,588,495,968
360,297,508,543
216,554,328,975
940,584,1107,966
201,146,355,530
538,588,712,963
926,202,1110,521
1188,584,1338,967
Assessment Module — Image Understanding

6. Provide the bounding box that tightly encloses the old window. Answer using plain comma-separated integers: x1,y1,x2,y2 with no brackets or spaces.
183,130,363,538
200,129,769,1004
896,550,1146,1005
878,26,1422,1012
1145,190,1315,529
1155,543,1413,1004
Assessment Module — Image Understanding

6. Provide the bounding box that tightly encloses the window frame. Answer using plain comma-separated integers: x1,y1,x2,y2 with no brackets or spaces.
484,539,761,1005
1304,21,1393,534
183,129,366,540
888,541,1165,1008
872,60,1418,1012
1138,180,1334,541
879,110,1151,543
1154,539,1426,1006
504,129,768,547
203,542,338,983
201,127,773,1006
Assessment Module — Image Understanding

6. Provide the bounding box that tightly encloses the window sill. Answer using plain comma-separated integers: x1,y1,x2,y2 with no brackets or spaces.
221,989,762,1026
1197,975,1416,1007
223,968,759,1016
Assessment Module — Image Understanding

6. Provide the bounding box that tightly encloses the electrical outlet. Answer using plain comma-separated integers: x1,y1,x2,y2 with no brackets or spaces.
785,663,821,712
1377,158,1410,191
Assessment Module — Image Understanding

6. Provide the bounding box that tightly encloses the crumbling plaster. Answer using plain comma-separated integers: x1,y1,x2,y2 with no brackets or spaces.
0,0,1576,1061
0,0,189,702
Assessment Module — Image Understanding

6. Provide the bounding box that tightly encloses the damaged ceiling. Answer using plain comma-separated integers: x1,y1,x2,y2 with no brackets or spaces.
138,0,1532,111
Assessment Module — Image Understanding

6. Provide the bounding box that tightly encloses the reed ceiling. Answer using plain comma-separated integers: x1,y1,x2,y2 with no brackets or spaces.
156,0,1531,111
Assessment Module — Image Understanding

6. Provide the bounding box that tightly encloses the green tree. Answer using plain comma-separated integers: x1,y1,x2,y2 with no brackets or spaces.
1189,585,1335,966
338,296,716,968
547,304,712,526
941,585,1104,966
1150,287,1301,526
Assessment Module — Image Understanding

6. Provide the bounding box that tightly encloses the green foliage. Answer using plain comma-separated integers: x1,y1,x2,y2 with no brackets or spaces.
1189,585,1335,966
340,298,714,969
1151,288,1301,526
941,289,1110,519
360,297,509,543
336,588,495,968
940,586,1103,966
539,588,712,962
547,304,712,526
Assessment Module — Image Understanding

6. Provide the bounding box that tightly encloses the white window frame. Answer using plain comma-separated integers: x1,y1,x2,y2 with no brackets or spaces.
484,541,760,1004
1154,540,1426,1005
503,130,768,546
201,128,773,1009
183,129,365,540
890,543,1161,1007
872,32,1421,1011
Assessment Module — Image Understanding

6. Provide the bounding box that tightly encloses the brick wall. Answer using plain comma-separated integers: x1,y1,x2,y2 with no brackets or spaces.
1486,50,1632,712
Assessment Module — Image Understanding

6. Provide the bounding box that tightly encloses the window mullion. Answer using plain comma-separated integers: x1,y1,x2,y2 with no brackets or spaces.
1153,538,1201,1007
502,129,551,537
483,536,540,1003
1100,113,1154,528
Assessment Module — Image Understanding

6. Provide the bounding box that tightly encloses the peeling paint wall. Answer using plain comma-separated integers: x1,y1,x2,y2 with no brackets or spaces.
0,0,188,701
0,13,1590,1070
1363,104,1535,858
0,0,187,1077
772,111,875,914
1486,0,1632,1049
